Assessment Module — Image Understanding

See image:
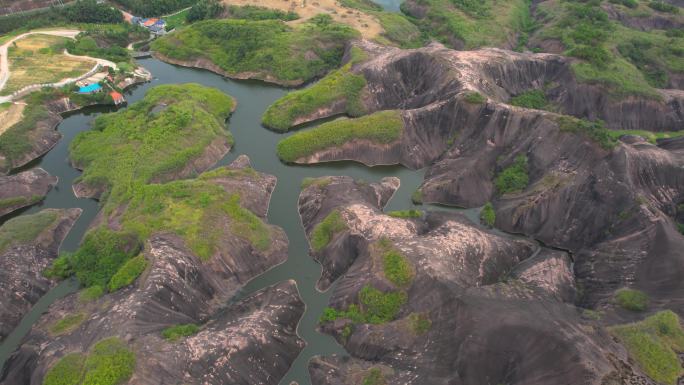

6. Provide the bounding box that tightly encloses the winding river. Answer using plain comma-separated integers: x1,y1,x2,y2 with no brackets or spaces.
0,1,476,383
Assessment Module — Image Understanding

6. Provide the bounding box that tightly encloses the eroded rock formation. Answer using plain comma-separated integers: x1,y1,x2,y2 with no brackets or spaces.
301,177,656,385
0,168,56,217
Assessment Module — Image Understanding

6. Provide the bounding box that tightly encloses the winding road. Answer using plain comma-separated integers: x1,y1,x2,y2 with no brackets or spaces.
0,29,118,103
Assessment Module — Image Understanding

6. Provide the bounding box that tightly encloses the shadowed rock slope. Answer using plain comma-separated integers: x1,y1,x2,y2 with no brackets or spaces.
300,177,657,385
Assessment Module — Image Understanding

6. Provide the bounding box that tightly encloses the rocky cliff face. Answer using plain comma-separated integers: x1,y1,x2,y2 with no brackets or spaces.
0,158,304,385
0,208,81,341
301,177,656,385
0,168,56,217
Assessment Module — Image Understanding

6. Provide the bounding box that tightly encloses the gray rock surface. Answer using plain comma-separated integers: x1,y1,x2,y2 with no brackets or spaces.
0,168,56,217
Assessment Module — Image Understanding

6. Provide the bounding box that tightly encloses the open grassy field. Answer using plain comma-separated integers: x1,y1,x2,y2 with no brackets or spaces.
223,0,383,38
0,102,25,135
2,34,95,95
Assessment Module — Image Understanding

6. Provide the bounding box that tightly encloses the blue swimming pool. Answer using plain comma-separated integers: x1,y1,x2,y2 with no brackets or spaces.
78,83,102,93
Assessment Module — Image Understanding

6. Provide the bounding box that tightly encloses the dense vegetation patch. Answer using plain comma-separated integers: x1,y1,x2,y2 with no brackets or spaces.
301,177,333,189
262,55,368,131
43,337,135,385
65,24,148,64
463,91,486,104
162,323,200,341
276,111,404,162
185,0,224,24
47,85,274,294
411,189,423,204
152,17,359,84
49,313,86,336
376,238,414,287
495,155,529,195
401,0,532,49
533,0,683,97
321,285,407,324
615,288,649,311
387,209,422,219
557,116,616,150
69,84,233,200
509,89,549,110
108,255,148,291
611,311,684,385
310,210,348,252
0,210,57,254
480,202,496,227
0,0,123,35
226,5,299,21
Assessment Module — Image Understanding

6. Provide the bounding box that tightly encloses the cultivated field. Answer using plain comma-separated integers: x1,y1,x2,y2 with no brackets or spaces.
224,0,383,38
2,34,95,95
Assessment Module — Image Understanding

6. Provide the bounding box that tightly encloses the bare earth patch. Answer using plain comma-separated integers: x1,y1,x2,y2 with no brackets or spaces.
2,34,95,95
0,102,25,136
224,0,384,38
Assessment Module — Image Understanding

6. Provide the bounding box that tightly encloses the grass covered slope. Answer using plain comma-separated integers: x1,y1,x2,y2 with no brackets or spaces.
611,311,684,385
151,16,359,85
0,209,58,254
401,0,532,49
51,84,279,296
530,0,683,97
276,110,404,163
69,83,234,200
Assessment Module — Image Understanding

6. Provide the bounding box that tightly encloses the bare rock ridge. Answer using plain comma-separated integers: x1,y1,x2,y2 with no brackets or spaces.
301,177,655,385
0,208,81,341
293,41,684,310
0,157,305,385
0,168,56,217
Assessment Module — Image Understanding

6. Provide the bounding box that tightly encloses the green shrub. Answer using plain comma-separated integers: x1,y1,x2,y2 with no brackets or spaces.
48,228,141,290
152,18,359,84
464,91,486,104
495,155,529,194
373,12,425,48
43,337,135,385
262,63,367,131
382,249,414,287
43,353,86,385
408,313,431,334
609,0,638,8
276,111,404,162
557,116,617,150
509,89,548,110
387,210,422,219
611,311,684,385
411,190,423,204
50,313,86,336
362,368,386,385
108,255,147,292
648,1,680,14
301,177,332,189
321,285,407,325
310,210,348,251
79,285,105,303
359,286,406,323
480,202,496,227
615,288,649,311
162,324,200,341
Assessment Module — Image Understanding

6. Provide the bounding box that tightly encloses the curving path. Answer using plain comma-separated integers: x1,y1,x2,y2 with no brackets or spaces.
0,29,117,103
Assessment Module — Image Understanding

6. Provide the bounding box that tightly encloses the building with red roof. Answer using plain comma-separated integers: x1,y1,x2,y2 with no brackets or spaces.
110,91,125,105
